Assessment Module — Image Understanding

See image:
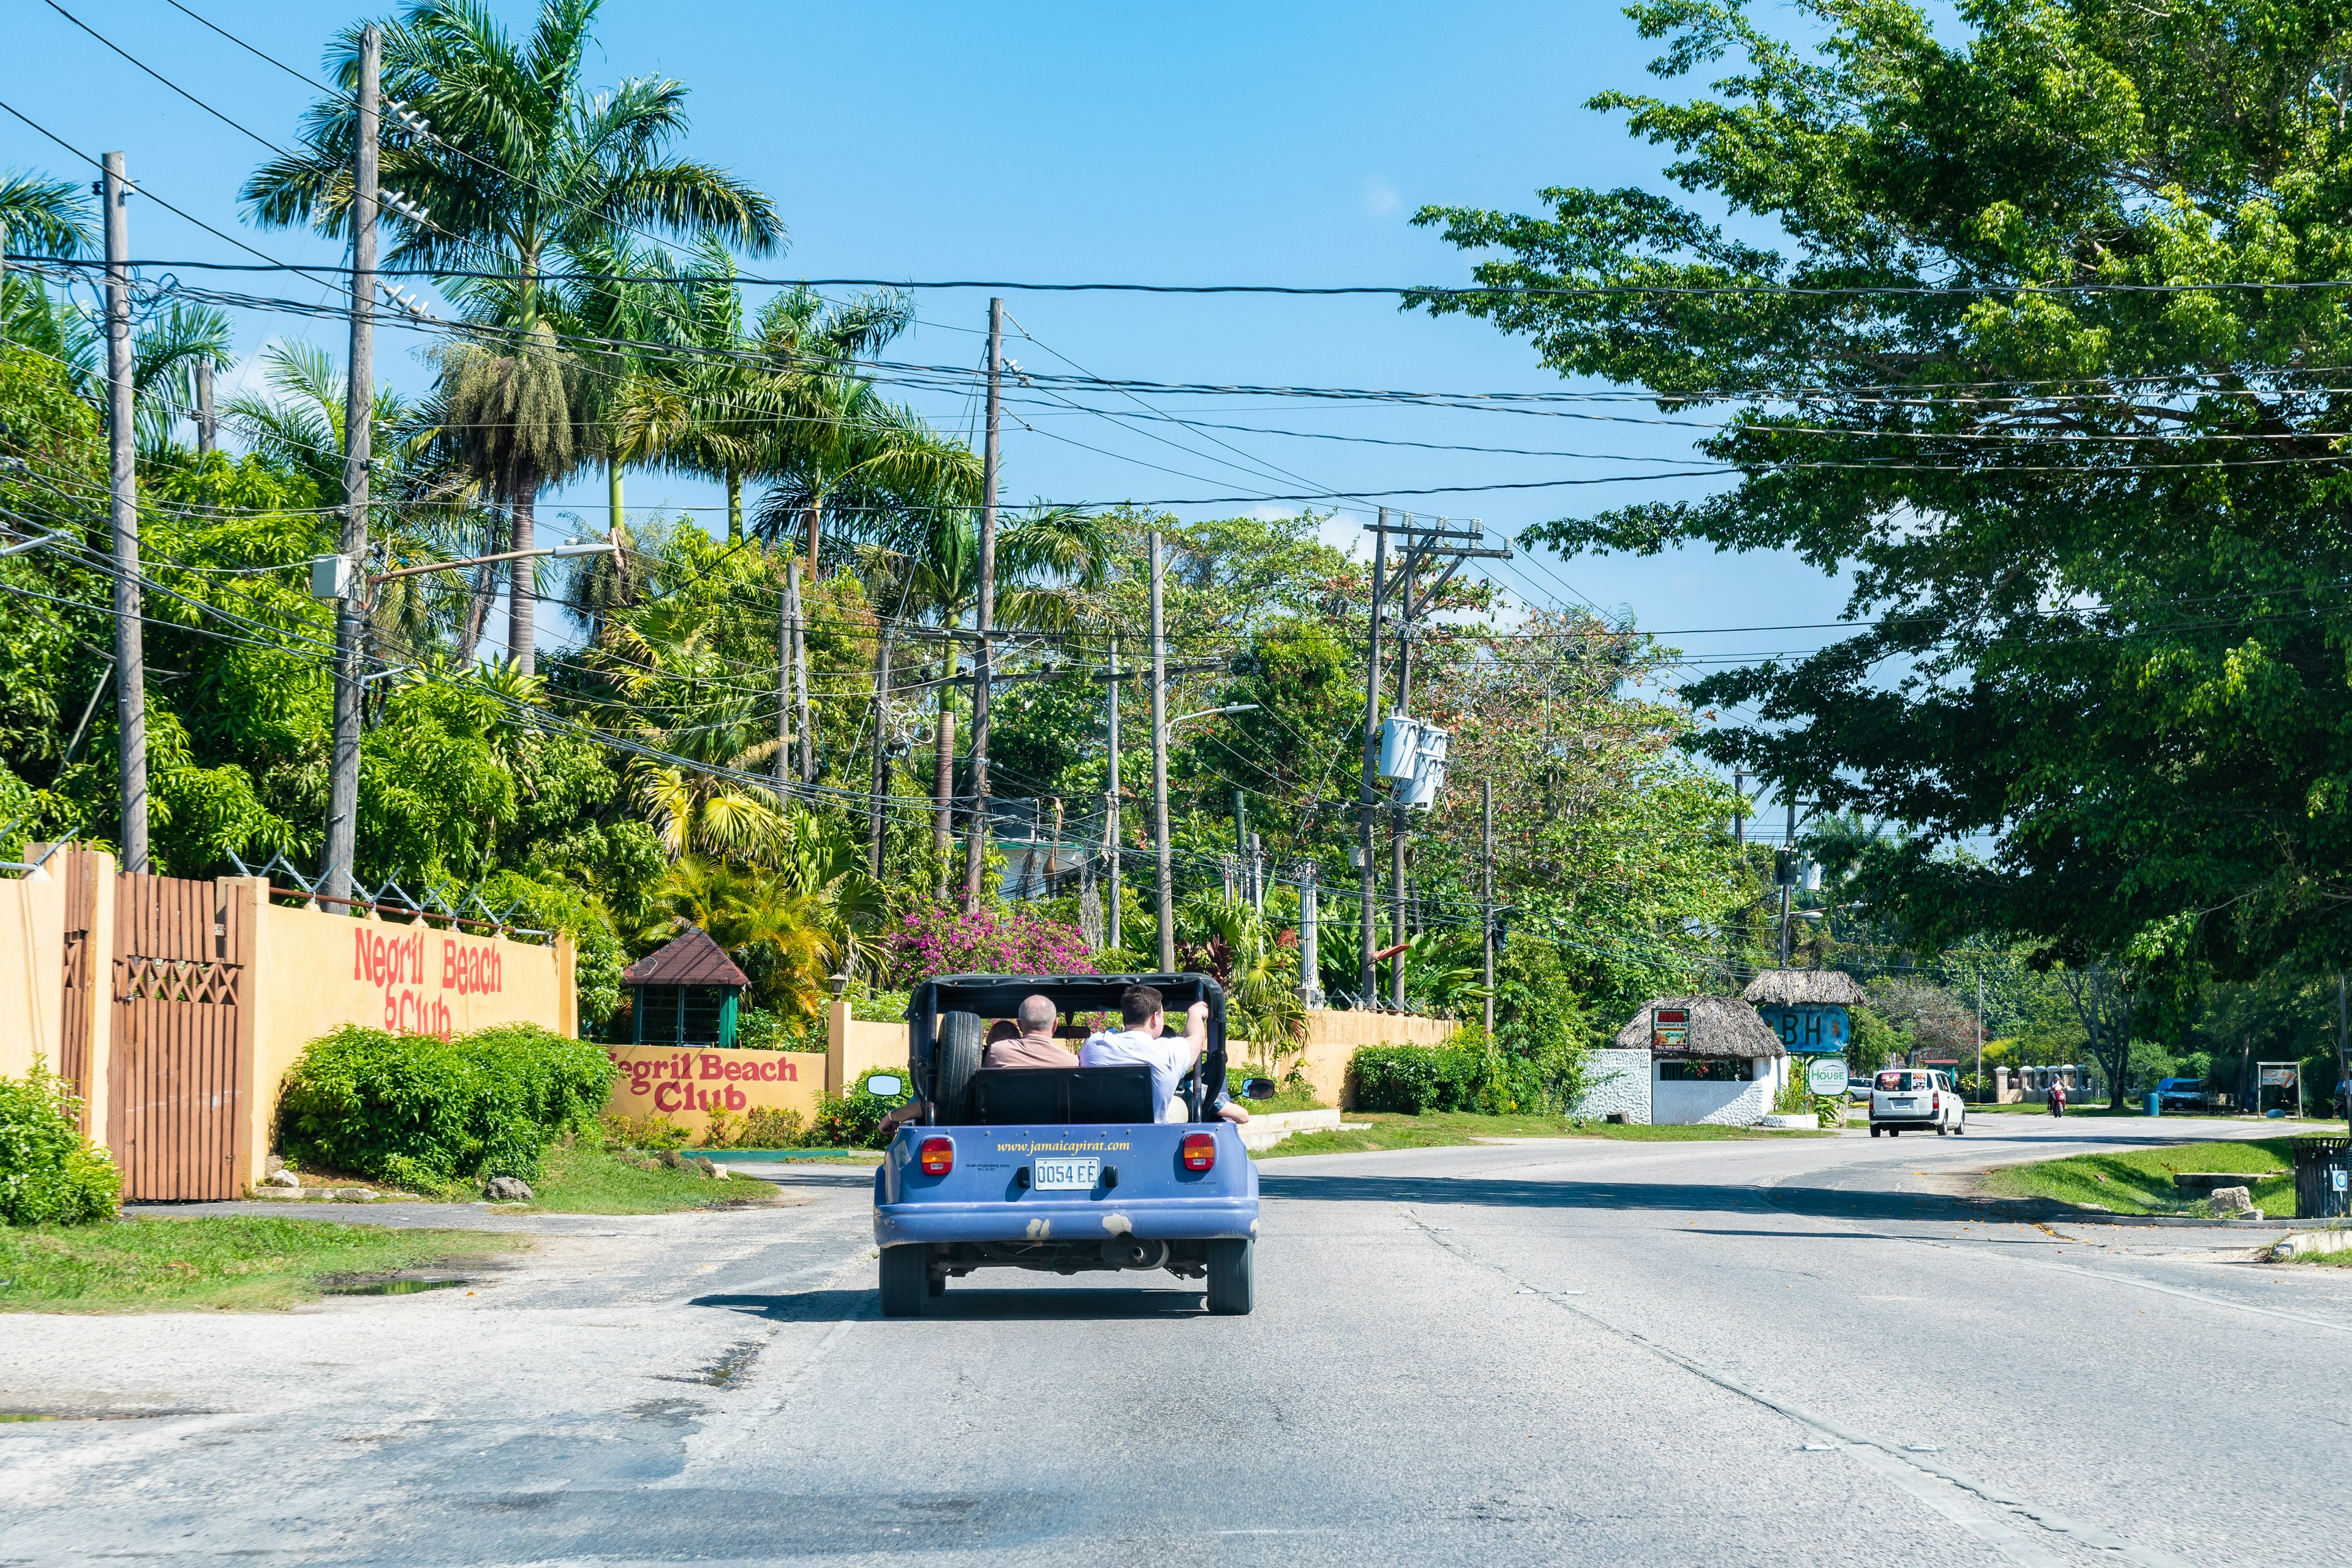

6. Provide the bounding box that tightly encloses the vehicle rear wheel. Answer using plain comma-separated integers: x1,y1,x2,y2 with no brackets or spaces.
1888,1128,1901,1137
880,1245,929,1317
927,1270,946,1297
1205,1237,1254,1316
1870,1126,1882,1137
934,1011,984,1122
1953,1116,1965,1136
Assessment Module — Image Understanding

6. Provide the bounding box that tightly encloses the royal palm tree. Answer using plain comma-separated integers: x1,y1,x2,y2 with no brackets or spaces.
1,168,93,349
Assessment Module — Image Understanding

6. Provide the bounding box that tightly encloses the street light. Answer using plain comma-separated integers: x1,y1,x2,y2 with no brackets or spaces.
1161,703,1258,738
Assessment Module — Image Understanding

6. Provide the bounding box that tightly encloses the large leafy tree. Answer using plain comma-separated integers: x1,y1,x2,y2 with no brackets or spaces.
1414,0,2352,1027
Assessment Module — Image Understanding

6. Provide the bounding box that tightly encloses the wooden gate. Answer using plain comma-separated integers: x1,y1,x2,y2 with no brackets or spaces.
107,872,247,1200
57,850,99,1132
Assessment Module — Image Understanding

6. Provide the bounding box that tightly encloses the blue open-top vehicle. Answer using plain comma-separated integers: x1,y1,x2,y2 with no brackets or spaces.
872,972,1271,1316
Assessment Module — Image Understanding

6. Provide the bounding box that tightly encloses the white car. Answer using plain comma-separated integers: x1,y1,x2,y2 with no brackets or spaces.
1869,1069,1964,1137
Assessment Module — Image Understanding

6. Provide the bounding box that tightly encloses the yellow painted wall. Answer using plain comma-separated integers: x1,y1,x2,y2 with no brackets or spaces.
827,1000,910,1094
0,860,66,1082
239,884,575,1188
602,1043,823,1141
1288,1009,1459,1110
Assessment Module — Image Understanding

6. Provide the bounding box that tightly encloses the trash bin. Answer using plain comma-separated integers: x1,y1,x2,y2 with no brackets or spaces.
2145,1091,2161,1117
2291,1137,2351,1220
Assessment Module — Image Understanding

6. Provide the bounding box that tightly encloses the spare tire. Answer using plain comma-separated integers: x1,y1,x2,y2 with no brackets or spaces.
934,1010,983,1123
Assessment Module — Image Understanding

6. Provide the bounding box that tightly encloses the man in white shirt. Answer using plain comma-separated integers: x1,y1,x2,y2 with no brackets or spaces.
1077,984,1248,1125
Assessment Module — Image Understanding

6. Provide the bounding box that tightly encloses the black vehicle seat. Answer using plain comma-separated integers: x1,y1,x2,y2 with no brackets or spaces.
968,1065,1157,1125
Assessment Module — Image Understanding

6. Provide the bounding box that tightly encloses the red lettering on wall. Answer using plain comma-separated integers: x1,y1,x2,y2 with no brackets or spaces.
700,1052,723,1080
725,1085,747,1110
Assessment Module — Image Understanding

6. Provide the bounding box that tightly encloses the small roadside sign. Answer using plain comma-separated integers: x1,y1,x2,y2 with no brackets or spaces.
1807,1058,1850,1096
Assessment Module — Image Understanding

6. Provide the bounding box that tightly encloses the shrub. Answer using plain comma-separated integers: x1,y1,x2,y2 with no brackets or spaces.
739,1106,805,1148
0,1063,119,1226
1352,1044,1485,1115
851,989,911,1024
813,1069,911,1148
277,1022,614,1189
603,1110,690,1150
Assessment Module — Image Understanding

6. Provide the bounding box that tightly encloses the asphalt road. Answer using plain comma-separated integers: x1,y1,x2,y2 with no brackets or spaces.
2,1115,2344,1567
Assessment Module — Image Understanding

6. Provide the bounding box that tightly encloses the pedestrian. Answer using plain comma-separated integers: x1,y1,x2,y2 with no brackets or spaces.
2049,1077,2067,1118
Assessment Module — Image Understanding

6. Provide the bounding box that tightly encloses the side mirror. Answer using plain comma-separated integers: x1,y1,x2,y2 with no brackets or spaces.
864,1074,904,1098
1241,1077,1278,1101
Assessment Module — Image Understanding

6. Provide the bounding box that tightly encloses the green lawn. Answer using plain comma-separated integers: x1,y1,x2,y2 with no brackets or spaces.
1983,1138,2302,1217
1258,1110,1832,1158
519,1140,793,1215
0,1216,528,1313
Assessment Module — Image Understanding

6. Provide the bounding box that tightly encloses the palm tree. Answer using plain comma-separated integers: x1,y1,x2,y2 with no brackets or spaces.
243,0,782,302
244,0,785,669
1,168,93,349
428,319,579,674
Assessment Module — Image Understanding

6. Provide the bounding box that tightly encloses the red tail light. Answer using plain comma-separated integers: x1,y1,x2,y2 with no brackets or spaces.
918,1136,954,1176
1181,1132,1217,1172
1930,1092,1940,1113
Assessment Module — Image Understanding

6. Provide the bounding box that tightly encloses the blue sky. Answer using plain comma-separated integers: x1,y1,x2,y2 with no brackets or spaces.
4,0,1875,784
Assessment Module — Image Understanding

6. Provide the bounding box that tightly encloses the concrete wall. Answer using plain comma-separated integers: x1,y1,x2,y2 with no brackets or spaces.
829,1001,910,1095
1651,1057,1781,1126
1572,1048,1653,1123
603,1043,823,1140
0,859,66,1082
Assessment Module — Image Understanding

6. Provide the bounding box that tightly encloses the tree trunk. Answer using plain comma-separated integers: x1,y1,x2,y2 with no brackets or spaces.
507,465,537,677
727,470,742,542
607,453,622,540
456,549,502,666
933,651,957,902
804,496,822,578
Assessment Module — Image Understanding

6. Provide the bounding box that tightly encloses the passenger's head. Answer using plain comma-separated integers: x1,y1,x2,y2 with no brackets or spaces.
1120,984,1165,1030
986,1019,1018,1045
1016,994,1057,1036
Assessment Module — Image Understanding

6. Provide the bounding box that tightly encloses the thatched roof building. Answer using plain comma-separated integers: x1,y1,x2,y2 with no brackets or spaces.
1611,996,1785,1058
1742,969,1864,1007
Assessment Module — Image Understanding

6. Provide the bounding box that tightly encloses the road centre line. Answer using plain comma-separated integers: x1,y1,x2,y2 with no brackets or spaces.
1396,1211,2199,1568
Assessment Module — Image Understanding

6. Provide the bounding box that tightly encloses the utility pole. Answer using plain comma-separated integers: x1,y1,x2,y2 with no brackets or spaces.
102,153,147,875
2339,972,2348,1130
1105,634,1121,952
867,624,893,878
1249,831,1264,916
1391,537,1415,1009
1778,791,1798,968
1231,786,1248,898
1482,776,1496,1037
963,296,1003,912
1733,767,1746,851
1299,861,1322,1009
195,358,216,455
1975,970,1986,1104
1150,530,1173,972
1359,510,1387,1006
323,28,378,904
775,569,793,796
791,559,814,783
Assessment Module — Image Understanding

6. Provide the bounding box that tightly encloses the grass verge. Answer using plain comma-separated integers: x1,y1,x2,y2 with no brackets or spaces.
2281,1248,2352,1266
0,1216,527,1313
1981,1138,2301,1217
1258,1110,1832,1158
518,1140,791,1215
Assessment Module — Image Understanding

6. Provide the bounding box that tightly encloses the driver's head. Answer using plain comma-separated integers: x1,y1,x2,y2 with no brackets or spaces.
1016,994,1057,1036
1120,984,1164,1032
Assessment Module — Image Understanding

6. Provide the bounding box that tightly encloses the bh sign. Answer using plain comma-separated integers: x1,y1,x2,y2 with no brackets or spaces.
1755,1002,1848,1055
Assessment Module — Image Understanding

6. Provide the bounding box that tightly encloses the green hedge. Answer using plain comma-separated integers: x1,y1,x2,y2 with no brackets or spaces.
276,1023,614,1190
0,1063,120,1226
1352,1044,1488,1114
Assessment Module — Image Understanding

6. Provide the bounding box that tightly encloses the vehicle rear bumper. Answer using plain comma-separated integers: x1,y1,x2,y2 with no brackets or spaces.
1871,1117,1943,1129
875,1197,1259,1247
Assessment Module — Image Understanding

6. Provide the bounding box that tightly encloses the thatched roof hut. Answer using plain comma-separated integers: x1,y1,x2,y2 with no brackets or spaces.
1611,996,1785,1058
1742,969,1864,1007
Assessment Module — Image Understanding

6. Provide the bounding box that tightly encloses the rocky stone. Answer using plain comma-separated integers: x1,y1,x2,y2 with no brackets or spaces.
265,1155,286,1175
263,1168,301,1189
2206,1185,2257,1218
659,1148,689,1170
693,1157,724,1179
483,1176,534,1202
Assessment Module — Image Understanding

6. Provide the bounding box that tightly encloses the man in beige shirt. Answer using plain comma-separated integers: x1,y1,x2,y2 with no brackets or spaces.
984,994,1079,1068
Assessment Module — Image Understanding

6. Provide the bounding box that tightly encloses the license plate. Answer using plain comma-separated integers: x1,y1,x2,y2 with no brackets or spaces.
1891,1099,1915,1107
1033,1158,1099,1191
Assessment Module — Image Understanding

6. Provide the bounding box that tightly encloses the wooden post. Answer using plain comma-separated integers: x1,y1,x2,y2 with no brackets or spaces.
102,153,147,873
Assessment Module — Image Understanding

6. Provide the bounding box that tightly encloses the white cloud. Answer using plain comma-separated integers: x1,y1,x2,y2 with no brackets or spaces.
1361,176,1401,217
